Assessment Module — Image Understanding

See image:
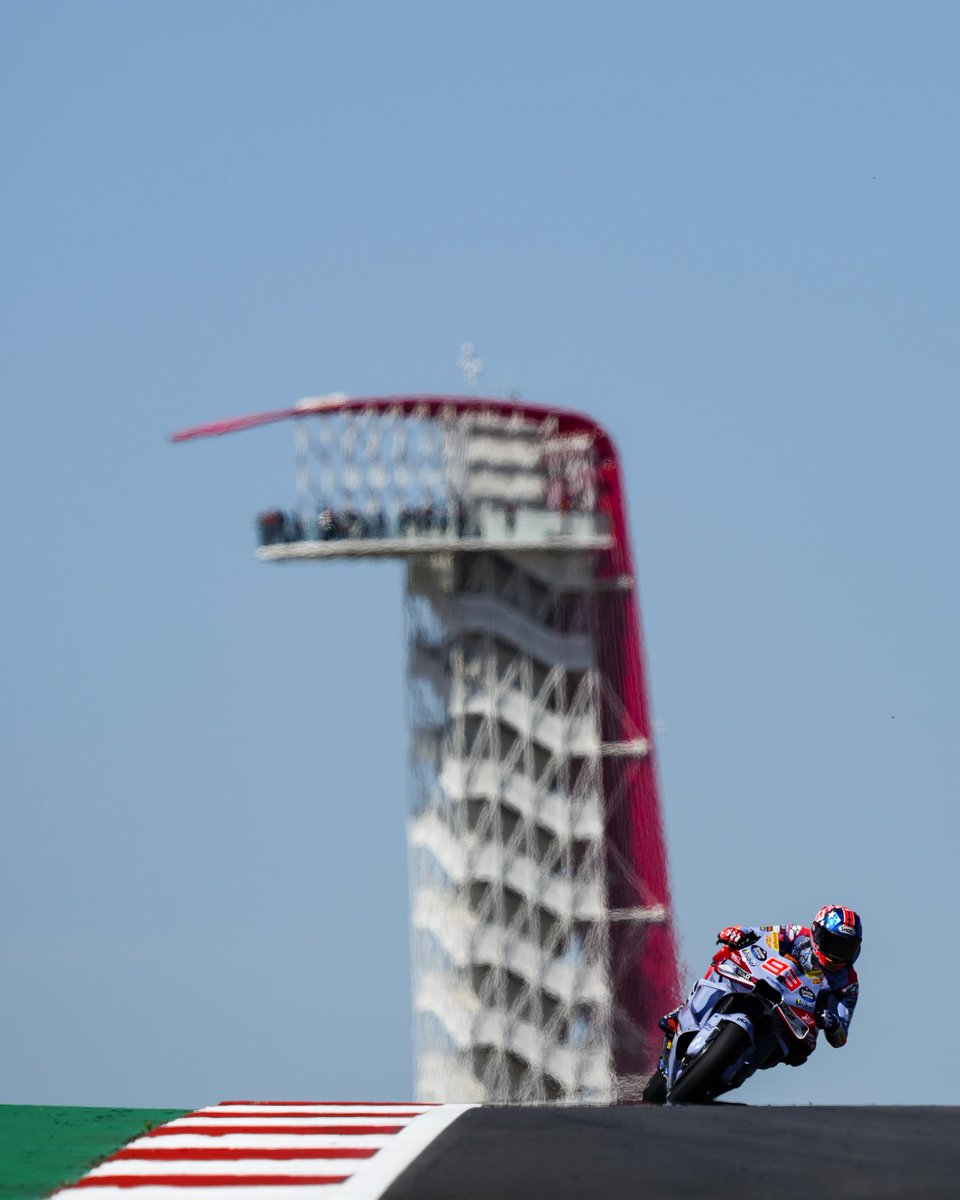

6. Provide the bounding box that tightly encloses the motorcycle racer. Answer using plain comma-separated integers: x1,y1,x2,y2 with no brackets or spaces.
646,905,863,1103
713,905,861,1055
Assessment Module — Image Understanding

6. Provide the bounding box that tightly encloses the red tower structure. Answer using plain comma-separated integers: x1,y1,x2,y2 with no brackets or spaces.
174,394,680,1101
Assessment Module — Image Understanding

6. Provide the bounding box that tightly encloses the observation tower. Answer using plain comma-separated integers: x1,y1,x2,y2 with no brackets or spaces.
173,394,679,1103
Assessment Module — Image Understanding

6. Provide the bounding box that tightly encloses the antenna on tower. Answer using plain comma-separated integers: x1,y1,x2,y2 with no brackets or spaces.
457,341,484,392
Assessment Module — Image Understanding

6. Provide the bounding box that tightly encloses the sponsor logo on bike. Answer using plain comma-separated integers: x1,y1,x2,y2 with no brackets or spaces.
766,932,780,951
799,986,816,1005
751,946,767,961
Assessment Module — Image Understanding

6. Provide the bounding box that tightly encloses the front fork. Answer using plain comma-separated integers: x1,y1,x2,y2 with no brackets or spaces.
657,1031,675,1082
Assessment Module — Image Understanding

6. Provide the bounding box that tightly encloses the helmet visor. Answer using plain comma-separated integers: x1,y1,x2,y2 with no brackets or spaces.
813,926,860,965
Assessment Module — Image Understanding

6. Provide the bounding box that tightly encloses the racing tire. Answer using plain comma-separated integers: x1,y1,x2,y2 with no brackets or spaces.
668,1022,751,1104
641,1071,667,1104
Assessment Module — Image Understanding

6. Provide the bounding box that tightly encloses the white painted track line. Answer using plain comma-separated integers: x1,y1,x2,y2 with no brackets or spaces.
336,1103,475,1199
192,1106,431,1116
86,1159,366,1177
122,1133,397,1150
159,1113,417,1123
55,1188,338,1200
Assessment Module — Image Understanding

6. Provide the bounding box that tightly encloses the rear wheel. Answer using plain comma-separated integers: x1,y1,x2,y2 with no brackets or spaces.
641,1071,667,1104
668,1022,751,1104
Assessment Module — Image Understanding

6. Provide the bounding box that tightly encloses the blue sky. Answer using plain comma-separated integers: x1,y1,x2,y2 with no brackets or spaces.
2,2,958,1107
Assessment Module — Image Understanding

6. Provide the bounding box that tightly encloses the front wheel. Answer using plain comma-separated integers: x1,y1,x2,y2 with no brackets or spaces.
668,1022,751,1104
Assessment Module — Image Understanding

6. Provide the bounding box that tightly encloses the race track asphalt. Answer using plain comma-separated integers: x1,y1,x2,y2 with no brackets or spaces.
380,1104,960,1200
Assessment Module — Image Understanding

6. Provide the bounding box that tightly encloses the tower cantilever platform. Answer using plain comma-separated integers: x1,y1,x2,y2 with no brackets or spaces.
173,394,680,1103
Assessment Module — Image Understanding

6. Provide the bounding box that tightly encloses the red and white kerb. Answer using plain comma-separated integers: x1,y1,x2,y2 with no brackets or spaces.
53,1101,474,1199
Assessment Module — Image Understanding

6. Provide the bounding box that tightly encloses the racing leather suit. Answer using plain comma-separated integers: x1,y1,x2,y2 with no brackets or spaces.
729,925,859,1051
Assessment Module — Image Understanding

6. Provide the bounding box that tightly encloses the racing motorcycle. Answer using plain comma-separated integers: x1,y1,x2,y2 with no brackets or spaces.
643,932,825,1104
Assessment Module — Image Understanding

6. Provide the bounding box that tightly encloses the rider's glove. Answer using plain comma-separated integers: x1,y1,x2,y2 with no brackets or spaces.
816,1009,840,1033
717,926,757,949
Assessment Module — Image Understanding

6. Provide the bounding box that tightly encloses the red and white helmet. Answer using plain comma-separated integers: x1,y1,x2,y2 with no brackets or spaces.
811,904,862,968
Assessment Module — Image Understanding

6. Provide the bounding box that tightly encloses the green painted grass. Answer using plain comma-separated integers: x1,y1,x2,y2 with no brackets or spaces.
0,1105,190,1200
